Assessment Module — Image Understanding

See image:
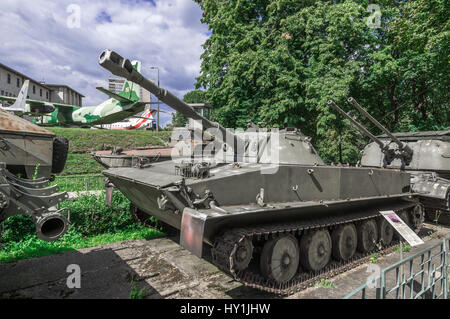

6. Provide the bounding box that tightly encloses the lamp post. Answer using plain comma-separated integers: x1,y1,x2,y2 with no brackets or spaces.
149,66,160,131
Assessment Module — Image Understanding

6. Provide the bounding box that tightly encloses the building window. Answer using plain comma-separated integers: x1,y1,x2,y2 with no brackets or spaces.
33,86,36,94
1,90,4,95
40,89,42,97
46,92,49,99
17,78,20,87
7,74,11,84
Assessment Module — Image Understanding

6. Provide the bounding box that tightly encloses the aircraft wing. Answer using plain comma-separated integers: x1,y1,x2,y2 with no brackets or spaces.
51,102,78,109
96,87,133,103
129,109,166,119
0,96,18,104
0,95,77,114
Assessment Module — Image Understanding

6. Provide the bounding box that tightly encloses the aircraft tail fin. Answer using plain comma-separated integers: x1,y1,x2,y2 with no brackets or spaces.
9,80,29,111
118,60,141,102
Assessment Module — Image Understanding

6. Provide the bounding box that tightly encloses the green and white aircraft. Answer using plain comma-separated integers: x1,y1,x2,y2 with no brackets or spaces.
32,60,147,127
0,80,72,115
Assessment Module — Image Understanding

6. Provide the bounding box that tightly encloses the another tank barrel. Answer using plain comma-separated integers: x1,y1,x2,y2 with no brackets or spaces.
99,49,239,149
347,97,413,157
327,100,386,150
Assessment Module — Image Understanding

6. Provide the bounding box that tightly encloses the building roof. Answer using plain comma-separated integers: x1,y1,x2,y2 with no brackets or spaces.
45,84,85,97
0,63,85,97
0,62,51,90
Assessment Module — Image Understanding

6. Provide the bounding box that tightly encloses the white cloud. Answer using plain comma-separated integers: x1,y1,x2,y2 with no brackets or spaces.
0,0,208,126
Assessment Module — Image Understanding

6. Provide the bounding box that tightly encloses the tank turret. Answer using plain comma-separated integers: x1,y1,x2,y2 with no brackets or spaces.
329,98,450,224
99,49,324,166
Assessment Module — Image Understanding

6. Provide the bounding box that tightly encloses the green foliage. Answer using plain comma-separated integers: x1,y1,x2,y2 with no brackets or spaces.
62,154,104,175
315,278,337,289
395,244,411,253
195,0,449,163
52,174,106,192
130,279,148,299
0,192,162,263
370,253,378,263
32,163,41,180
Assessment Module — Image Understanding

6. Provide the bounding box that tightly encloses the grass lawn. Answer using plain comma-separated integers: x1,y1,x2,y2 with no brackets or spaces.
0,192,163,264
0,128,173,263
0,228,161,263
47,127,171,153
62,153,105,175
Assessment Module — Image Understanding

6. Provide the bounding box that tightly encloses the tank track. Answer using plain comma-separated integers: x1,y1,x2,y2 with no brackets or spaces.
212,204,418,295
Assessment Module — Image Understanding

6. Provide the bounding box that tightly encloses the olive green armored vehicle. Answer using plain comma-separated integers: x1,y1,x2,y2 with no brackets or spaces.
0,110,70,242
98,50,424,294
329,98,450,225
0,109,69,179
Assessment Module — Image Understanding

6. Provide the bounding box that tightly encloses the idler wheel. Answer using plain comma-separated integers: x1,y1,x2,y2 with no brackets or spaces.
410,205,424,233
260,235,300,283
331,224,357,261
232,238,253,271
378,218,394,246
357,220,378,252
299,229,332,272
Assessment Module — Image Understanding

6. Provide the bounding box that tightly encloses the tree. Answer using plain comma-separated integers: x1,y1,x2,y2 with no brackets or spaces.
194,0,449,163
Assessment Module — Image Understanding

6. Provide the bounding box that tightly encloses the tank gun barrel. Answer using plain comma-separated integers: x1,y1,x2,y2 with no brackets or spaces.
99,50,239,150
347,97,413,158
327,100,387,150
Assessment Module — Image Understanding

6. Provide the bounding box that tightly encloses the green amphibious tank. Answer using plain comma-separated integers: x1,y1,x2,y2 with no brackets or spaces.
98,50,424,294
329,98,450,225
0,110,70,242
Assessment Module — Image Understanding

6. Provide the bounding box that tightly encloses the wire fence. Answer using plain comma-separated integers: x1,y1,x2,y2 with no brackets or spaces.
344,237,449,299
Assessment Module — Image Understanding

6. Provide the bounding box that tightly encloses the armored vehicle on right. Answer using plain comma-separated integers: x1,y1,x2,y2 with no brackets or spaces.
329,98,450,225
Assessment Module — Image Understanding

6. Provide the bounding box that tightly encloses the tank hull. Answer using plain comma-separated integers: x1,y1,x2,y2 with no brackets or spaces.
104,163,412,245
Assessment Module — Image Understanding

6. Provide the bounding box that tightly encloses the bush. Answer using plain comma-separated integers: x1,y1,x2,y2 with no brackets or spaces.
0,191,161,263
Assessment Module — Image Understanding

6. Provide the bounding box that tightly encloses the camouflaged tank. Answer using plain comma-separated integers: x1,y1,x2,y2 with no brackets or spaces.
0,110,70,242
329,98,450,225
98,50,424,294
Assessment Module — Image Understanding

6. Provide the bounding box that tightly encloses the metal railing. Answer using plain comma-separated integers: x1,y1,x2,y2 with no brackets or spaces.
52,174,106,192
344,237,449,299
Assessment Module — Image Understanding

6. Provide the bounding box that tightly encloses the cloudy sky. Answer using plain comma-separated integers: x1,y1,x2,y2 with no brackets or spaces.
0,0,209,126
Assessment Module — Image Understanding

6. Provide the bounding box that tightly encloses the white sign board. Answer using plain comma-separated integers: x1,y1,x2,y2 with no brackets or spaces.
379,210,424,247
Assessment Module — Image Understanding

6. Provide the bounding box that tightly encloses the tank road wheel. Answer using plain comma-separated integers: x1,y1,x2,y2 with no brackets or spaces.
377,218,394,246
357,220,378,253
232,238,253,271
299,229,332,272
410,205,424,233
331,224,357,261
260,235,300,284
